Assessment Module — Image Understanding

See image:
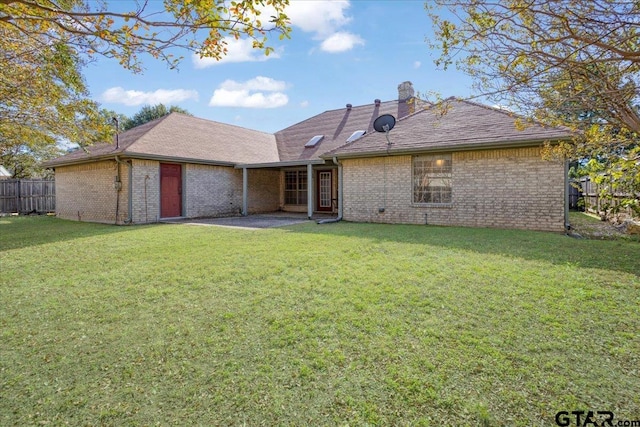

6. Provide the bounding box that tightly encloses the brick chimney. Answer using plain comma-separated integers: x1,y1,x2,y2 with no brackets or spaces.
397,81,415,119
398,81,415,101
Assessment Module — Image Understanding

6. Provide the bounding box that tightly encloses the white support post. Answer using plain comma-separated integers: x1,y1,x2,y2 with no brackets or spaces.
242,167,248,216
307,163,313,219
337,162,343,217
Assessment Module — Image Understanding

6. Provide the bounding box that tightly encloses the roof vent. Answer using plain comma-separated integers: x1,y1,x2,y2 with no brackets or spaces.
346,103,352,110
346,130,366,143
374,99,381,106
304,135,324,148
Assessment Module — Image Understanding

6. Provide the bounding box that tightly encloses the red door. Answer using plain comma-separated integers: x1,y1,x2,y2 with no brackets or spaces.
160,163,182,218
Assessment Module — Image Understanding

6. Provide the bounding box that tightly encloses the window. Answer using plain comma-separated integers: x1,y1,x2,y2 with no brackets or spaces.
346,130,366,142
285,170,308,205
305,135,324,147
413,154,452,204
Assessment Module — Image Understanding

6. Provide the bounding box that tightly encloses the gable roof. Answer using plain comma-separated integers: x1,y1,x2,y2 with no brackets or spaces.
44,96,577,170
44,113,279,167
274,99,426,162
324,98,576,159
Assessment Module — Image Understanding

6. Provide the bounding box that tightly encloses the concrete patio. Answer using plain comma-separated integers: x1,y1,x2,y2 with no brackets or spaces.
161,212,337,229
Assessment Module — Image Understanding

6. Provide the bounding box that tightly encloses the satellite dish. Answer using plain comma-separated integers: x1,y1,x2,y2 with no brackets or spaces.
373,114,396,133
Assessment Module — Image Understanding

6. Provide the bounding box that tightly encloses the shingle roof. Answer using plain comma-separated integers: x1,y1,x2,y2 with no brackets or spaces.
44,97,576,169
44,113,279,167
324,98,576,158
274,99,425,162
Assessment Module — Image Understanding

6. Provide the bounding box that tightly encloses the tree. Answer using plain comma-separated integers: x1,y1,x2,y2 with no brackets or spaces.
1,0,291,177
0,25,112,178
100,109,130,133
0,0,291,72
426,0,640,218
123,104,192,131
0,143,61,179
540,65,640,218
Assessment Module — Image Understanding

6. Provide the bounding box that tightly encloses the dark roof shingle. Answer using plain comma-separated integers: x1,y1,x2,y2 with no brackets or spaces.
325,98,576,158
44,97,576,168
45,113,279,167
274,99,424,162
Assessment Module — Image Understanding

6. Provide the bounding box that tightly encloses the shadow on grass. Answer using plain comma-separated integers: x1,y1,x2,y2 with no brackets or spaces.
3,216,638,278
284,221,640,277
0,216,158,251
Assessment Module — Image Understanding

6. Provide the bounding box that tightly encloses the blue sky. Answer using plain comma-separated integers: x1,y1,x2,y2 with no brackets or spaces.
83,0,475,133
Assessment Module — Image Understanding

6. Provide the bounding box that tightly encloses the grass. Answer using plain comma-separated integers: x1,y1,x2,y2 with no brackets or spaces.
1,216,639,426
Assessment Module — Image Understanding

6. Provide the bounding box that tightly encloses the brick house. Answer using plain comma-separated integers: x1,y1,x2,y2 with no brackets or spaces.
44,114,280,224
325,98,573,231
44,82,574,231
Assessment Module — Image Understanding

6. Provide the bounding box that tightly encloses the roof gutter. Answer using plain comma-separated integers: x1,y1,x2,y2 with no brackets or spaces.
124,152,237,167
44,152,238,169
42,153,121,169
321,137,575,161
235,159,325,169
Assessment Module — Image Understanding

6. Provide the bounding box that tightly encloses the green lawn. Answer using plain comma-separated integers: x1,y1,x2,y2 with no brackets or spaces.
1,217,638,426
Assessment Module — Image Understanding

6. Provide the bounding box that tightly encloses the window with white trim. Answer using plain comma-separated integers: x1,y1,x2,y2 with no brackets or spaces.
413,154,452,204
284,170,308,205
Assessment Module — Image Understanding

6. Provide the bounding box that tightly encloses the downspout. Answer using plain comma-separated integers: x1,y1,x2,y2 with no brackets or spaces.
114,160,121,224
115,156,133,224
317,157,343,224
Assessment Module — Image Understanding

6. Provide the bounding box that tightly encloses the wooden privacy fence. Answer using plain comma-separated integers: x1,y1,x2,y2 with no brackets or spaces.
571,177,638,218
0,179,55,214
568,180,582,210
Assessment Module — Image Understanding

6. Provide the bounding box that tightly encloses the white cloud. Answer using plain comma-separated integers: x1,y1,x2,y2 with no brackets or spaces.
414,61,422,69
208,77,289,108
320,32,364,53
192,1,360,68
286,1,363,54
209,90,288,108
300,100,309,108
192,37,281,69
192,1,361,65
219,76,287,92
287,0,352,36
101,87,198,106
